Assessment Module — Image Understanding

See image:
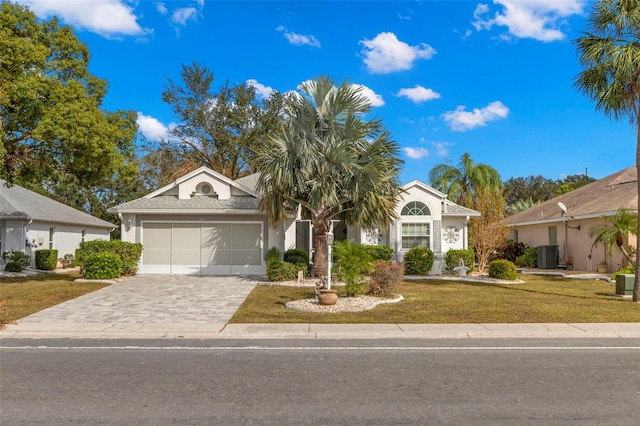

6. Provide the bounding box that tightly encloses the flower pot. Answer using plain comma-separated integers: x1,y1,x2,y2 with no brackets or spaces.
317,289,338,306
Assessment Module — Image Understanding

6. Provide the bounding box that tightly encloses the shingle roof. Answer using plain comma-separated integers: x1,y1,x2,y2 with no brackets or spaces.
108,195,260,212
507,166,638,226
443,200,482,217
234,173,260,192
0,181,114,228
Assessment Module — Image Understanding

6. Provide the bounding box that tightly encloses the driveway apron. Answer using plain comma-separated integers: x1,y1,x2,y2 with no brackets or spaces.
18,275,257,324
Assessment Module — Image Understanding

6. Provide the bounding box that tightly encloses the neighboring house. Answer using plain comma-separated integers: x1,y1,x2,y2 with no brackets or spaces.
108,167,479,276
0,181,114,265
507,167,638,273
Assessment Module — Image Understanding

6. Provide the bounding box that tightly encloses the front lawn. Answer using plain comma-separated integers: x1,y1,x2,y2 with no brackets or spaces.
230,274,640,324
0,273,109,326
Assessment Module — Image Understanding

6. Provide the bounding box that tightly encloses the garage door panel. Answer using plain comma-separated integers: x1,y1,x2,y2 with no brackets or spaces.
172,223,201,249
143,223,171,249
172,249,200,265
144,249,171,265
202,224,231,249
201,248,232,265
232,249,261,266
233,224,262,249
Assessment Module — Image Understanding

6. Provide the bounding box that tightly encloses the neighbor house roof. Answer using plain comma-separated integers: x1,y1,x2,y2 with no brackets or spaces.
234,173,260,193
0,181,115,229
507,166,638,226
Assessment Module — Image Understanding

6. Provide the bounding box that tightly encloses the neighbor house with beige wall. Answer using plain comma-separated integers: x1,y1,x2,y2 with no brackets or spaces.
507,167,638,273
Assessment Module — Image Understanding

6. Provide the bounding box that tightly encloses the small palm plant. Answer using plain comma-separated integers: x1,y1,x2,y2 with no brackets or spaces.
588,208,638,267
333,240,373,297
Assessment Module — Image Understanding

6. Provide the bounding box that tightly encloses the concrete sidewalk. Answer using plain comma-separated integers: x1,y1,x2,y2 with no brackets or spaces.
2,322,640,339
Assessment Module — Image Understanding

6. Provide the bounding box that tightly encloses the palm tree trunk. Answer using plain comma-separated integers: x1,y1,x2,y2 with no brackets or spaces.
310,217,330,278
634,123,640,302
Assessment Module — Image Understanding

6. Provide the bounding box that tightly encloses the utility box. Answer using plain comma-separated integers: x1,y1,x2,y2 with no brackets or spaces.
615,274,635,296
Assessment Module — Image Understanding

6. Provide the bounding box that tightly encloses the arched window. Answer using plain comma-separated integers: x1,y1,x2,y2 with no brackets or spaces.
401,201,430,216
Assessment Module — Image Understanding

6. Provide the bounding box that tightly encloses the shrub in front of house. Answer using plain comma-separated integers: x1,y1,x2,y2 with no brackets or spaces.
4,261,23,273
515,247,538,268
369,261,404,297
283,249,309,274
82,252,123,279
488,259,518,280
265,246,282,266
267,261,298,282
492,240,527,263
403,247,435,275
61,254,75,268
76,240,142,275
362,245,393,262
334,240,373,297
445,249,475,273
2,250,31,270
35,249,58,270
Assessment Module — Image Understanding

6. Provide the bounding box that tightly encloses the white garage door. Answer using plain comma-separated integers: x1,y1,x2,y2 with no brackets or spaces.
142,222,263,275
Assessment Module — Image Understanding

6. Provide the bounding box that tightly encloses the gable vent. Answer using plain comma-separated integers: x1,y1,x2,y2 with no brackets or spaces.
192,182,218,198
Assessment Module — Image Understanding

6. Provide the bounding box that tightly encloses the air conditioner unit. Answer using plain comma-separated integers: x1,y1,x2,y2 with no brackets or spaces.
537,245,559,269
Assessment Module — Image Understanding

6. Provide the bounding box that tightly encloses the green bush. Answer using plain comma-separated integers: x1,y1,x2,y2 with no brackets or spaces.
76,240,142,275
2,250,30,268
445,249,475,273
492,240,527,263
83,252,123,279
35,249,58,270
283,249,309,272
515,247,538,268
488,259,518,280
265,247,282,266
4,261,23,273
333,240,373,297
403,247,435,275
362,245,393,262
61,254,75,268
612,266,636,281
369,261,404,297
267,261,298,282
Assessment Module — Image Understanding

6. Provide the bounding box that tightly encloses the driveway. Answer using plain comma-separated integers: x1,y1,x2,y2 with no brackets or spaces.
17,275,257,325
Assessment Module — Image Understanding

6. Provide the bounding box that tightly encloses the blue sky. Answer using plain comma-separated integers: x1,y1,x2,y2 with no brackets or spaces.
15,0,636,185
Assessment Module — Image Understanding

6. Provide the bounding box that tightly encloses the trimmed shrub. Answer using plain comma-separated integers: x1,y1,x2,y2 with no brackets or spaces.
265,247,282,266
61,254,75,268
515,247,538,268
369,261,404,297
403,247,435,275
488,259,518,280
445,249,475,273
267,261,298,282
76,240,142,275
5,261,23,273
362,245,393,262
284,249,309,274
83,252,123,280
2,250,30,268
35,249,58,270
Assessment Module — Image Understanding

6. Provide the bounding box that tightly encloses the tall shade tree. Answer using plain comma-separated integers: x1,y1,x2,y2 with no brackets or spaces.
254,76,404,278
469,187,509,272
574,0,640,301
588,208,638,267
159,62,286,180
428,153,502,207
0,3,138,191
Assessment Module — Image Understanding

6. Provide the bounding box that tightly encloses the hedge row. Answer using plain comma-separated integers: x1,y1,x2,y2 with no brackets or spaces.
76,240,142,276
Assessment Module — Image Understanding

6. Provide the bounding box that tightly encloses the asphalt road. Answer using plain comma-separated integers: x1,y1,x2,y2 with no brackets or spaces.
2,339,640,425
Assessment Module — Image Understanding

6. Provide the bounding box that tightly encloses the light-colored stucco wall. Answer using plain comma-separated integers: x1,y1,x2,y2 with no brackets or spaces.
178,174,232,200
511,218,635,273
27,221,110,261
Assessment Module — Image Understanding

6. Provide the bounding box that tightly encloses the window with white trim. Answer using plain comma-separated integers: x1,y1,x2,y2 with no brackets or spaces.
49,227,55,249
401,223,431,249
401,201,430,216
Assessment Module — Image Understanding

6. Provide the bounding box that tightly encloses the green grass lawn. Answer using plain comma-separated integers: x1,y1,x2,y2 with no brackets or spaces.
0,272,109,325
230,274,640,324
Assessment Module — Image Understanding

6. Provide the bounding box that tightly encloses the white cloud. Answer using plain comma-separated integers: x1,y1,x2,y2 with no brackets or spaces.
360,32,436,74
404,147,430,160
276,26,321,47
137,112,170,141
17,0,151,37
443,101,509,131
397,85,441,103
171,7,199,26
155,2,168,15
431,141,453,157
353,84,385,107
247,79,275,99
472,0,586,42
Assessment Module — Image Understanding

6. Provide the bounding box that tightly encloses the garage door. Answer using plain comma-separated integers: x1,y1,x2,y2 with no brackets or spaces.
142,222,263,275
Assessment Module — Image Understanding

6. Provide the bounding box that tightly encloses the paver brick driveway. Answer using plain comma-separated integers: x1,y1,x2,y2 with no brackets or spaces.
18,275,257,324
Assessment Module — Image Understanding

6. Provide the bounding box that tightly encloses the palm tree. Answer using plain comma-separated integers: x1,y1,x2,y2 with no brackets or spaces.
254,76,403,278
574,0,640,301
507,197,541,215
428,153,502,207
589,208,638,266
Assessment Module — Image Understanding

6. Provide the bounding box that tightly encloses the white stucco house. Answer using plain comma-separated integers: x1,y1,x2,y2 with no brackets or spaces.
108,167,480,276
0,181,114,265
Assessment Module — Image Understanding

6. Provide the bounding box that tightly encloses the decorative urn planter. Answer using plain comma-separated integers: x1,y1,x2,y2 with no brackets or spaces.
317,289,339,306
